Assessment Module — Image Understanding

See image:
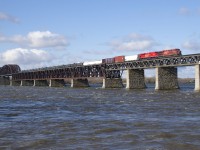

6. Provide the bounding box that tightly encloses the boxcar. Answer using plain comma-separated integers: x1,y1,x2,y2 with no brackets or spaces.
114,56,125,63
102,58,115,64
125,55,139,61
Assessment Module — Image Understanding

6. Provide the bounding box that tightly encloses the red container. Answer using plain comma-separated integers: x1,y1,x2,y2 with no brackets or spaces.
114,56,125,63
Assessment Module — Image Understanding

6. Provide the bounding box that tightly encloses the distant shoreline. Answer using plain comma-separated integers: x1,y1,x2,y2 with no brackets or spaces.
145,77,195,84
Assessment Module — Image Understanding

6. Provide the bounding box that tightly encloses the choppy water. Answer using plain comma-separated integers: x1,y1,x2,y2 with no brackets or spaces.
0,84,200,150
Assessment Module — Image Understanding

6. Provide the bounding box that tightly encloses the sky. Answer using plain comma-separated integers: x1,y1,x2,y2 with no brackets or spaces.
0,0,200,77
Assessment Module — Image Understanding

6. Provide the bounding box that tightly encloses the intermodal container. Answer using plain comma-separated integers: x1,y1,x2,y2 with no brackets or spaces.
114,56,125,63
125,55,139,61
83,60,102,66
102,58,115,64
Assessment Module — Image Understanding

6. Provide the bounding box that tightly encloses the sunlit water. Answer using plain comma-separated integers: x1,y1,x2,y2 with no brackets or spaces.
0,84,200,150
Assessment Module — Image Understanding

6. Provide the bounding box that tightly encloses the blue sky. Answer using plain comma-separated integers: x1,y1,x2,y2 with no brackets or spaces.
0,0,200,77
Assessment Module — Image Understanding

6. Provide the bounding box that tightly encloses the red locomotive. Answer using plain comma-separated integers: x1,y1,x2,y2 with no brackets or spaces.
139,48,181,60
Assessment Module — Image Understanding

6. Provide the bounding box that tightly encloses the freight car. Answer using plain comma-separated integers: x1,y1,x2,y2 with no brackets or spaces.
102,56,125,64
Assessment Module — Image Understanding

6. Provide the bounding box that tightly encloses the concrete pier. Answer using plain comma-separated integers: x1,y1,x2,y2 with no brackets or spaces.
155,67,179,90
49,79,65,87
10,80,22,86
34,80,49,86
21,80,34,86
102,78,123,88
126,69,146,89
71,78,89,88
195,64,200,91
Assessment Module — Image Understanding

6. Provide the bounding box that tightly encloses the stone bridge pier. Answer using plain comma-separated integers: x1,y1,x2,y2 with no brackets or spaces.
195,64,200,91
34,80,49,86
10,80,21,86
126,69,146,89
155,67,179,90
21,80,34,86
0,76,10,85
71,78,89,88
49,79,65,87
102,78,123,88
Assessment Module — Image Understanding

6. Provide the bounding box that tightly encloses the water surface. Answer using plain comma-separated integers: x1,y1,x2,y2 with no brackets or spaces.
0,84,200,150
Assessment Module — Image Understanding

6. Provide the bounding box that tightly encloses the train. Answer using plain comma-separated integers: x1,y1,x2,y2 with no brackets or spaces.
19,48,182,72
82,48,182,66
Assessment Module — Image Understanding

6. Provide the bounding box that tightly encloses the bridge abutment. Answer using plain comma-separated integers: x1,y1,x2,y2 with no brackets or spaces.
155,67,179,90
34,80,49,86
21,80,34,86
126,69,146,89
49,79,65,87
71,78,89,88
102,78,123,88
195,64,200,91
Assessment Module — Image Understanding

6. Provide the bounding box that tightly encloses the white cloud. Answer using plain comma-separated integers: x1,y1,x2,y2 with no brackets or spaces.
0,12,19,23
0,31,69,49
27,31,68,48
179,7,190,15
109,33,157,51
0,48,54,69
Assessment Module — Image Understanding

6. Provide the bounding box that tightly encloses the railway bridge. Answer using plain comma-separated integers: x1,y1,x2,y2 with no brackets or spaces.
0,53,200,91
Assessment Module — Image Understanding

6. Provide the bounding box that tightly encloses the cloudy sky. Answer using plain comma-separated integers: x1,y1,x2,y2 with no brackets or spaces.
0,0,200,77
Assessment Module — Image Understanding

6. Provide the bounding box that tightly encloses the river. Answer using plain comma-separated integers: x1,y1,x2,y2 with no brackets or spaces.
0,84,200,150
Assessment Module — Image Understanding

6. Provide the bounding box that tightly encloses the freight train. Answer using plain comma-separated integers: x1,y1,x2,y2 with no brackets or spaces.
82,48,182,66
20,48,182,72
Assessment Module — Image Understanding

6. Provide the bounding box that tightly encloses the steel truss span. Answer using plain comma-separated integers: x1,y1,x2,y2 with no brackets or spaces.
6,54,200,80
12,65,122,80
0,64,21,75
106,54,200,70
